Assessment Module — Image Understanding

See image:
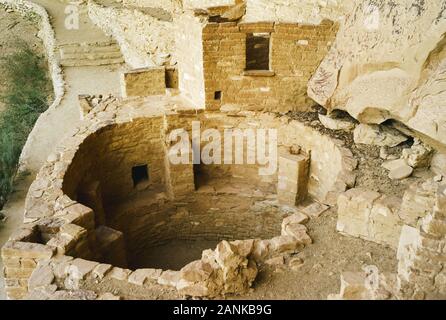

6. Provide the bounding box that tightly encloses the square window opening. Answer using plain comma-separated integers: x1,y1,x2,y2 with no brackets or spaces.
246,33,271,71
214,91,222,101
132,164,149,187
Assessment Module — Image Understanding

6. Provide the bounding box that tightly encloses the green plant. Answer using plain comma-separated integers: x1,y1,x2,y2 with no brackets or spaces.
0,42,51,210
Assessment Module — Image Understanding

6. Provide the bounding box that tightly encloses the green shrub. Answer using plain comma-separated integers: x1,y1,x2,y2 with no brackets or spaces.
0,42,52,209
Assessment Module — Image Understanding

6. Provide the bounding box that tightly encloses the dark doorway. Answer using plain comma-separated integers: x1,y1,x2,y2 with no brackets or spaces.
246,33,271,71
132,164,149,187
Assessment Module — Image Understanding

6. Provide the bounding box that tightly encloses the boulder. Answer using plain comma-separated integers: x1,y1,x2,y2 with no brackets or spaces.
401,139,433,168
28,264,55,290
337,188,403,248
353,124,408,147
431,152,446,176
318,113,356,131
388,164,413,180
300,202,330,218
281,224,312,246
382,158,408,171
282,212,309,226
308,0,446,148
175,240,258,297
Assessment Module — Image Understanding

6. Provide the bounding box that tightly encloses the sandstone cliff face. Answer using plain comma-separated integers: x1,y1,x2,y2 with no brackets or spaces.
88,1,176,69
123,0,182,13
243,0,351,24
308,0,446,149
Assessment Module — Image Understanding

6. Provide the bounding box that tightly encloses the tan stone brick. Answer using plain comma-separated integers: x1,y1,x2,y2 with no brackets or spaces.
1,241,54,260
21,259,37,269
121,67,166,98
4,267,35,279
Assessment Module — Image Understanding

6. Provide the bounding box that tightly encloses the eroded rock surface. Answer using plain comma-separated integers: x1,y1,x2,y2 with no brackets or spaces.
308,0,446,148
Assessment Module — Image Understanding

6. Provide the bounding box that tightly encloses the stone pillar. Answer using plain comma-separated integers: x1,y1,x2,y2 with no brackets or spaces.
95,226,128,268
164,135,195,200
77,180,106,227
277,149,309,206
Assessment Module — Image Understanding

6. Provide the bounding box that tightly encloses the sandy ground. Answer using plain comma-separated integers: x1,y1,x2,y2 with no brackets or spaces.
135,240,221,271
235,208,397,300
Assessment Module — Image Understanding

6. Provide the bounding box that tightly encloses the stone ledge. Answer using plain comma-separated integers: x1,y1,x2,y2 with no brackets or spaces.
242,70,275,77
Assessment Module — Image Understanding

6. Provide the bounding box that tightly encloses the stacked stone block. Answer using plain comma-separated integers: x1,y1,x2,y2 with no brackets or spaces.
397,183,446,299
337,188,403,248
1,239,54,299
120,67,166,98
277,150,309,206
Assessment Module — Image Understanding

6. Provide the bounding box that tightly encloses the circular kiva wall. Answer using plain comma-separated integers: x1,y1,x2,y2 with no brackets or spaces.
6,98,356,299
60,111,356,270
61,117,284,270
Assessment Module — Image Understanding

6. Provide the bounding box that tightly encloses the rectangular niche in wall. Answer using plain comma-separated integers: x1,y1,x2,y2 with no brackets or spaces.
132,164,149,187
246,33,271,71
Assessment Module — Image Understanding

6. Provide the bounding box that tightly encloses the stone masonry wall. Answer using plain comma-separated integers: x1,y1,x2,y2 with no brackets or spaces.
201,20,338,112
63,117,166,203
337,188,403,248
189,111,356,204
331,179,446,300
397,183,446,299
106,193,284,267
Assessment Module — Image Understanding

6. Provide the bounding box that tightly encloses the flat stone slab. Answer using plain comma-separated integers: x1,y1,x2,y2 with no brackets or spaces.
66,258,99,280
382,158,407,171
389,164,413,180
128,268,162,286
29,265,55,290
108,267,132,281
301,202,330,218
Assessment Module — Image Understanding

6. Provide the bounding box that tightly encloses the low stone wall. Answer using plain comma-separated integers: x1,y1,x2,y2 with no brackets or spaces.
337,188,403,248
0,0,64,108
397,183,446,299
331,179,446,300
337,179,442,249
